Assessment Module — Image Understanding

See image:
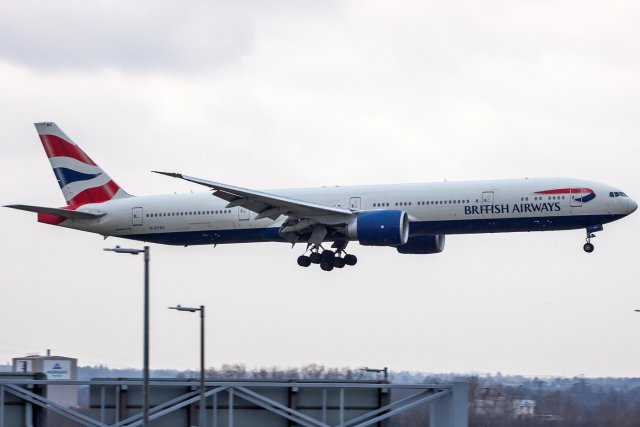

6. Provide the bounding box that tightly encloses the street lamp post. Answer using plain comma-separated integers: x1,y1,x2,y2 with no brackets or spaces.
104,245,150,426
360,367,389,382
169,304,206,427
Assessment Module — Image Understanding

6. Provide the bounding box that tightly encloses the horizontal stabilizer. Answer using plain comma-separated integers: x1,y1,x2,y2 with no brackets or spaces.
4,204,105,219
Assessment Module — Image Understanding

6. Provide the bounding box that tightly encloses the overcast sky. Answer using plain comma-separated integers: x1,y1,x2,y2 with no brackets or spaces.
1,0,639,378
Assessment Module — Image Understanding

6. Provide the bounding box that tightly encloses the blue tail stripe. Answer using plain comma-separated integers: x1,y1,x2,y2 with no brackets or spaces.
579,193,596,203
53,167,102,189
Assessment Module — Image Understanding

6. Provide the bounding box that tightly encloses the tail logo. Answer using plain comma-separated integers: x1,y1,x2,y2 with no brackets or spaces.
36,123,127,206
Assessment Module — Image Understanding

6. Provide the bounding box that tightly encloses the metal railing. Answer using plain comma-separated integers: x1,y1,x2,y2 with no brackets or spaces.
0,378,468,427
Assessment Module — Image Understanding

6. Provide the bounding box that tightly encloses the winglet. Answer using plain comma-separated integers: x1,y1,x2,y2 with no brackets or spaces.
152,171,184,179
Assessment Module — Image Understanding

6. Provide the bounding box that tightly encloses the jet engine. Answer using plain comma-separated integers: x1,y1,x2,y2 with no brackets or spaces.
347,210,409,246
396,235,446,254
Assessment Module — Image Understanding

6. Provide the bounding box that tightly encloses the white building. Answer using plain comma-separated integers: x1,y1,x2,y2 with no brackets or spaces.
13,350,78,407
513,399,536,416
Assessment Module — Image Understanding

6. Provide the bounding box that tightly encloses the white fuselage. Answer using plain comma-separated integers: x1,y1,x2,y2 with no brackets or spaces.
56,177,636,246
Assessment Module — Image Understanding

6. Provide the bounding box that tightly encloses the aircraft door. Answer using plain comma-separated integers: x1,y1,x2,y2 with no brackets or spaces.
570,188,583,207
132,207,143,226
238,207,250,221
349,197,361,210
481,191,495,219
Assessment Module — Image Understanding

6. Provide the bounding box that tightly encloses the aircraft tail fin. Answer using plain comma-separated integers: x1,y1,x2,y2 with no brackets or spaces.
35,122,130,206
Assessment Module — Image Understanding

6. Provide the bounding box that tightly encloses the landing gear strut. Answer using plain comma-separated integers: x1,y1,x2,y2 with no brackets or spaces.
583,225,603,253
296,242,358,270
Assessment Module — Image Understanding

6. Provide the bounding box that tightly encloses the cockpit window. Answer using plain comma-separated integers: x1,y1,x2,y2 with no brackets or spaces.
610,191,628,198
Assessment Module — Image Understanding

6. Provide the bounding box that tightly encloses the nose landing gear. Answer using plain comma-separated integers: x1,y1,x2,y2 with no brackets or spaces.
583,224,603,253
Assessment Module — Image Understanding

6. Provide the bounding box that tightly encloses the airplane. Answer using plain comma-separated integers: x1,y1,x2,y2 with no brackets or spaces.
5,122,637,271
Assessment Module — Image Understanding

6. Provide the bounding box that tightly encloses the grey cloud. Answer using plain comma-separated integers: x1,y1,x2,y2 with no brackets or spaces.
0,0,335,72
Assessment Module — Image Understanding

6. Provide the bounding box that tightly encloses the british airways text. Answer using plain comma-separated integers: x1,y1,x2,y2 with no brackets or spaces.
464,202,561,215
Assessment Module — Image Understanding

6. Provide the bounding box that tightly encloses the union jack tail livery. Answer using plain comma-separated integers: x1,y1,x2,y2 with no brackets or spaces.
36,122,130,206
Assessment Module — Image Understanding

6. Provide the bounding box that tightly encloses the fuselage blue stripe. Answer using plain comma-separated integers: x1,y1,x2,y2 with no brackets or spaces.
123,214,624,246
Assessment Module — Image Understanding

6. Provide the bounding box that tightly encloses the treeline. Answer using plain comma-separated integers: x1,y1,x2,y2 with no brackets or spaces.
467,376,640,427
79,363,385,381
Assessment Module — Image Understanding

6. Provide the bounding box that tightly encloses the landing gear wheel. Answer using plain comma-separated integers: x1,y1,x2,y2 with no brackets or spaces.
583,242,594,253
333,257,346,268
320,261,334,271
344,254,358,266
297,255,311,267
321,250,335,261
309,252,321,264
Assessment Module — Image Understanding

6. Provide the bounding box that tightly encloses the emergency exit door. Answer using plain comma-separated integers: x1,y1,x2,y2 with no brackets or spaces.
132,207,143,226
482,192,494,205
570,188,583,207
349,197,361,210
238,207,250,220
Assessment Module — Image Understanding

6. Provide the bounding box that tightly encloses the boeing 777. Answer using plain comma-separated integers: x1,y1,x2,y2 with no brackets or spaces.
5,123,637,271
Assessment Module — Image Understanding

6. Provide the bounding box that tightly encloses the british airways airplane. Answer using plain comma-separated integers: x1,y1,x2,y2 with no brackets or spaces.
5,123,637,271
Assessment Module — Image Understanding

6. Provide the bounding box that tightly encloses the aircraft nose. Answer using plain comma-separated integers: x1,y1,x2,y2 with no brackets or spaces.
629,198,638,214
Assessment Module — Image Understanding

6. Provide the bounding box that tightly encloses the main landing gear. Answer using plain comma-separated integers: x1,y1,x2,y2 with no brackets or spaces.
297,242,358,271
583,224,603,253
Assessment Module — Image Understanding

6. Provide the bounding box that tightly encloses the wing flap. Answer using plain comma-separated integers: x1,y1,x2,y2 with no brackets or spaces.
4,204,105,220
153,171,353,219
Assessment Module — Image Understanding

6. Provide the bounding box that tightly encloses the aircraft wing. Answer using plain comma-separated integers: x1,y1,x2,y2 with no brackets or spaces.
152,172,354,221
4,204,106,219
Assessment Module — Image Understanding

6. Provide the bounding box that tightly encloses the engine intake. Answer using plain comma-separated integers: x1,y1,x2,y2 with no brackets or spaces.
396,235,446,254
348,210,409,246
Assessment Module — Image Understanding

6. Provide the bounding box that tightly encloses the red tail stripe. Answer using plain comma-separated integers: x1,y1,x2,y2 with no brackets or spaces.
535,188,594,194
38,212,67,225
37,205,81,225
67,180,120,206
39,134,97,166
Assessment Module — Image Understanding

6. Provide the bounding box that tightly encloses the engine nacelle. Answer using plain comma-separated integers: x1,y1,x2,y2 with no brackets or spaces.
396,235,446,254
347,210,409,246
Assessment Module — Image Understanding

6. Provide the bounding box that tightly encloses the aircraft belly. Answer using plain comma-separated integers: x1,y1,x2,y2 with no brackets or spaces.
126,226,283,246
409,214,622,236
